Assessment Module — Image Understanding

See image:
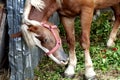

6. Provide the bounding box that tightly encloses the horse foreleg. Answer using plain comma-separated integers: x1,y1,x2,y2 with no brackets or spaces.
107,4,120,47
80,7,96,79
61,17,76,78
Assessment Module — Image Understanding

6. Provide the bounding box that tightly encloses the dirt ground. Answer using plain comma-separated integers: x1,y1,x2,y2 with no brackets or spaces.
73,70,120,80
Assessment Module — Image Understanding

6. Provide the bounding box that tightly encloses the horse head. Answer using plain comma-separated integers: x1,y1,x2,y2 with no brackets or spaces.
19,22,69,65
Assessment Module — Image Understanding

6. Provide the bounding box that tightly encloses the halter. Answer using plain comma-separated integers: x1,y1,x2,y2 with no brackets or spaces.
40,22,61,55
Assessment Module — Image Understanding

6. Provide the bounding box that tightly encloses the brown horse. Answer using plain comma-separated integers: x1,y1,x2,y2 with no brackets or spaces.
12,0,69,66
23,0,120,79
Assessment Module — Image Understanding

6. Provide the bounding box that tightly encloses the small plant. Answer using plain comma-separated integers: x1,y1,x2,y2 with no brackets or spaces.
91,12,112,43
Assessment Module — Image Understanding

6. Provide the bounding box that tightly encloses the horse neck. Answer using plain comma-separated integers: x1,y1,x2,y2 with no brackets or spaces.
29,0,57,22
29,0,60,22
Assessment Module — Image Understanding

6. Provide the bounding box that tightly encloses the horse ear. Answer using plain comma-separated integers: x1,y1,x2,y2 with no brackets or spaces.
35,35,42,41
35,34,45,42
35,36,39,39
28,26,38,32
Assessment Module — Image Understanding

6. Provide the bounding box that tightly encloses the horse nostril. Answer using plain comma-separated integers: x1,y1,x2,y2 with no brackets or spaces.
62,60,66,63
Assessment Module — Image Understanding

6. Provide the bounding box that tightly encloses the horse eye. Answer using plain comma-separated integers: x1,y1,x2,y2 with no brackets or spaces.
43,38,48,43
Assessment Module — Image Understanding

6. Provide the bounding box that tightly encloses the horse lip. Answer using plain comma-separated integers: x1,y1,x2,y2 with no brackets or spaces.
60,59,69,65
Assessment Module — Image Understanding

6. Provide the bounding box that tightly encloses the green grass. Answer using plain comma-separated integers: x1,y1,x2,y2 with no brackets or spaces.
34,12,120,80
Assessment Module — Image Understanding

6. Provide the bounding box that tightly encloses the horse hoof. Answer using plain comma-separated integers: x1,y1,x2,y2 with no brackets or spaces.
84,75,97,80
107,42,115,48
63,73,75,78
107,39,115,47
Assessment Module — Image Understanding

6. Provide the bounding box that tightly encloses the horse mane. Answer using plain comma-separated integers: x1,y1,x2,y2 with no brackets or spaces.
56,0,62,7
31,0,46,11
